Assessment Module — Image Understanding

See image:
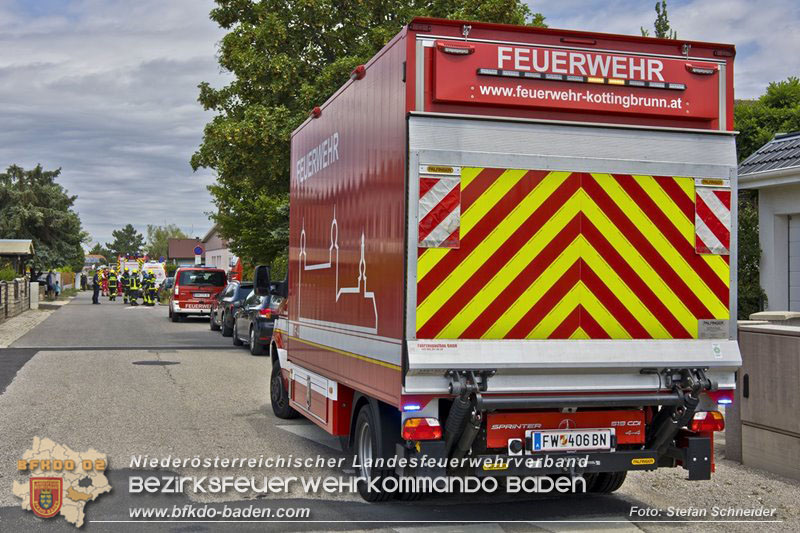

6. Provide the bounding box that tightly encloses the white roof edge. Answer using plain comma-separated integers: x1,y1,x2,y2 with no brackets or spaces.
201,223,219,244
739,165,800,189
0,239,34,255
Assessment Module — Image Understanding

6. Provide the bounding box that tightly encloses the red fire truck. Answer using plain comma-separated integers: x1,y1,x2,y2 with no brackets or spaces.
256,17,740,501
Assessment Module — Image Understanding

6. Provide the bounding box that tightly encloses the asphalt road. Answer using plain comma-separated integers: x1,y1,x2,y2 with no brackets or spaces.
0,292,796,532
11,290,233,350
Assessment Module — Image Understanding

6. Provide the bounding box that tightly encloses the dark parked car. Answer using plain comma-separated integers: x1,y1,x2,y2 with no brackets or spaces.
210,281,253,336
232,281,284,355
158,276,174,300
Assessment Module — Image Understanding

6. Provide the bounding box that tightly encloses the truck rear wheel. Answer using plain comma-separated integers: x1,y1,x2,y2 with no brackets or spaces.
589,471,627,494
270,359,298,419
354,406,393,502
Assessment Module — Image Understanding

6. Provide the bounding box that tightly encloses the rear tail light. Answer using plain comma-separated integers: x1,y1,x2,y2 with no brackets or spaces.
402,418,442,441
689,411,725,432
174,287,179,295
258,308,272,318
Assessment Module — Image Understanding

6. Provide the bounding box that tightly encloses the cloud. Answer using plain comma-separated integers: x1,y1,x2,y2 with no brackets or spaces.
3,0,796,250
0,0,231,245
530,0,800,98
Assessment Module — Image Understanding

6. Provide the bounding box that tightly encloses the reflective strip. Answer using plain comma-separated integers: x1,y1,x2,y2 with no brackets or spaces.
695,188,731,255
417,168,730,340
418,176,460,248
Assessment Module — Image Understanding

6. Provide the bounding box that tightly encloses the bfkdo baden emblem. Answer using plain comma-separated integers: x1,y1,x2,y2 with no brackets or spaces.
30,477,62,519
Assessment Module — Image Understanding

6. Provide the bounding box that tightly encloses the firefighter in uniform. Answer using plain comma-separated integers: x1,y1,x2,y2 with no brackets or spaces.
144,270,157,307
121,267,131,303
141,270,152,306
147,270,159,306
129,269,140,306
108,269,118,301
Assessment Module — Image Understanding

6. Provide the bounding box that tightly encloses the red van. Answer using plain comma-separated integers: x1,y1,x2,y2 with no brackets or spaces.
168,266,227,322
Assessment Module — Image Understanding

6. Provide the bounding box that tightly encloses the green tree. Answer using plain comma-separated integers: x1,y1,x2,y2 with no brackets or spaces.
735,77,800,162
738,194,764,318
641,1,677,39
106,224,145,257
0,164,87,272
145,224,188,260
88,243,112,263
193,0,545,267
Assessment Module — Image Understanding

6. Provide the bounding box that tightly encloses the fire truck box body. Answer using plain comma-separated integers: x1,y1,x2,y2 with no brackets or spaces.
274,18,740,485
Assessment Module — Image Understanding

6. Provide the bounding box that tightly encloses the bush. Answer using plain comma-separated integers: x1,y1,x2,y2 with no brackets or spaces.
165,263,178,276
738,192,767,318
0,266,16,281
60,288,79,299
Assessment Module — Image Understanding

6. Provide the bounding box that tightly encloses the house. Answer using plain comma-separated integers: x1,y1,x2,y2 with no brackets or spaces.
167,238,204,266
84,254,107,265
0,239,34,275
739,132,800,311
202,224,236,272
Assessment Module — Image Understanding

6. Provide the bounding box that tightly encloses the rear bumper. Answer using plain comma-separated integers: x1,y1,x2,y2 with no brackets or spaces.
172,302,212,315
398,438,712,480
405,339,741,394
255,320,275,341
470,450,659,476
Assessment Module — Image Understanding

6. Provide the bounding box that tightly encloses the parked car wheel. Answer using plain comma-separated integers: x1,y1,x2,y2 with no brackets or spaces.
232,321,243,346
270,358,298,419
221,312,233,337
210,313,220,331
170,308,180,322
249,326,266,355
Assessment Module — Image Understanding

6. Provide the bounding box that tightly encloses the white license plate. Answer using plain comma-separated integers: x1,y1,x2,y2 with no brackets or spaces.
193,292,211,298
527,429,614,452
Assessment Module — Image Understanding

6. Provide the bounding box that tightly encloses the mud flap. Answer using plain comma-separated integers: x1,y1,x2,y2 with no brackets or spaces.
684,436,712,481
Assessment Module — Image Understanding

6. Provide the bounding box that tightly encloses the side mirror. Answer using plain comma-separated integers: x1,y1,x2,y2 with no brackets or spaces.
279,280,288,299
254,265,271,297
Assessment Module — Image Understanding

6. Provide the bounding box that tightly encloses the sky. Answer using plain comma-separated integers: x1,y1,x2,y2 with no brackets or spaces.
1,1,798,249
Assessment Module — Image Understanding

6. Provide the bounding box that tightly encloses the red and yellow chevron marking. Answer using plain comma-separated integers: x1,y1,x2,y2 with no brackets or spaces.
416,169,730,340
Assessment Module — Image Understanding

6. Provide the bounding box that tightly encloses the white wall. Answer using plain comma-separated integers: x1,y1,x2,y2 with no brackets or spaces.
206,247,234,272
758,182,800,310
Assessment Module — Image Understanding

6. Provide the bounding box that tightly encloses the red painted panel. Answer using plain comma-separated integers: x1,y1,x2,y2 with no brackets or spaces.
290,35,407,339
433,40,718,121
288,33,407,407
288,337,401,407
486,410,646,448
406,18,735,131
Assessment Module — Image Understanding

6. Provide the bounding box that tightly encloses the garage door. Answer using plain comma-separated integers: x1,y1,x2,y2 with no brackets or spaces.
789,215,800,310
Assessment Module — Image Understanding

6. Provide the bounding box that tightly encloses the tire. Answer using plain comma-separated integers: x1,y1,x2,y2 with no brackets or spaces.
589,471,627,494
354,406,394,502
232,321,244,346
170,309,180,323
249,327,266,355
221,313,233,337
270,358,298,419
210,312,220,331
